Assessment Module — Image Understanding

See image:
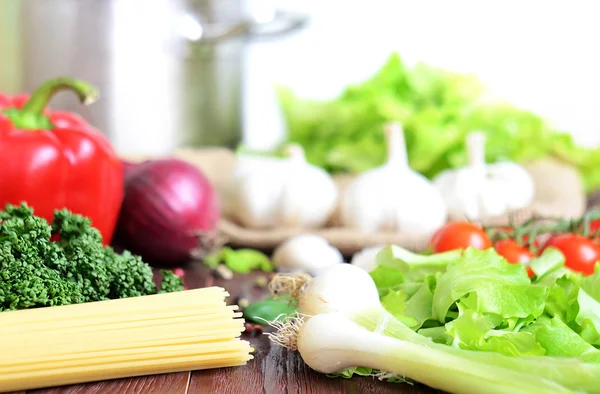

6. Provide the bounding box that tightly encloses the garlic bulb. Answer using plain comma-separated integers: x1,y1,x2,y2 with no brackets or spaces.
272,235,344,276
339,123,447,236
222,145,338,229
433,132,535,221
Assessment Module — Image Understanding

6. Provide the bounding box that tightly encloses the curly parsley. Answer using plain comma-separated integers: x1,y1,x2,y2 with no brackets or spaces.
0,203,183,311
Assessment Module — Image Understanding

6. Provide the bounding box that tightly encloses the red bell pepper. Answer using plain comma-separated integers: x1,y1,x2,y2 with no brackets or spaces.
0,78,123,244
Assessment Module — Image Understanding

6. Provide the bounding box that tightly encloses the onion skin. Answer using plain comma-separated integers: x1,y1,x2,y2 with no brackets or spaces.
121,160,139,180
115,159,220,265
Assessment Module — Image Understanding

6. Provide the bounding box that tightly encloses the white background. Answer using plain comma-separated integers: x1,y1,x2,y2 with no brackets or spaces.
243,0,600,150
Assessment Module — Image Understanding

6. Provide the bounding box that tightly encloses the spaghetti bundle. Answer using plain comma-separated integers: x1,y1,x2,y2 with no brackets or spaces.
0,287,253,392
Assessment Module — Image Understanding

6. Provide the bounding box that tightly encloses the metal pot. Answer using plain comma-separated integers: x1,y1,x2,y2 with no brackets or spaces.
0,0,307,154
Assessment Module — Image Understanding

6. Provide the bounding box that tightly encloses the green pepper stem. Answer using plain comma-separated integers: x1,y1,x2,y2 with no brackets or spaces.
21,77,98,116
2,77,98,130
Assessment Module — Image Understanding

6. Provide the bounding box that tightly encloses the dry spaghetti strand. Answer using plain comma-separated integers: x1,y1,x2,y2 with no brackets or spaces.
0,288,253,393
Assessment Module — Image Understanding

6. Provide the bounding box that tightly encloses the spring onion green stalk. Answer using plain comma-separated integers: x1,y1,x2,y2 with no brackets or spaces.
269,262,600,393
295,312,575,394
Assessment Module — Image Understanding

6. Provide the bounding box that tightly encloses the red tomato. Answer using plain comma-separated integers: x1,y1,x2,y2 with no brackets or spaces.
430,222,492,253
494,239,535,278
543,234,600,275
494,240,534,263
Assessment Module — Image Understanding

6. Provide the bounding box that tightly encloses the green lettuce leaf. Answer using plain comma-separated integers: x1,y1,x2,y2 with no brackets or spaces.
327,366,412,384
277,53,600,192
369,265,405,296
370,245,460,296
403,275,437,329
445,308,546,356
582,264,600,302
576,289,600,346
380,289,419,328
544,275,581,323
529,247,566,279
432,248,547,322
523,315,600,362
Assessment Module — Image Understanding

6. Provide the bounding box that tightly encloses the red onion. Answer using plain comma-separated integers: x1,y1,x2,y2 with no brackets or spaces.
115,158,220,265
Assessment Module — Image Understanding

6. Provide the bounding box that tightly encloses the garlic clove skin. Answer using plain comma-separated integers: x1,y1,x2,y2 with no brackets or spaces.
433,132,536,221
340,168,448,235
389,171,448,235
221,155,278,218
433,162,536,221
339,167,389,233
272,235,344,277
234,174,282,228
350,245,386,272
222,147,339,229
434,167,488,220
339,123,448,236
485,162,536,210
276,157,339,228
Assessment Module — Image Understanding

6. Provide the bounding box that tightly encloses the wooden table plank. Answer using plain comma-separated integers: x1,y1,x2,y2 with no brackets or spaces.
25,372,190,394
188,336,266,394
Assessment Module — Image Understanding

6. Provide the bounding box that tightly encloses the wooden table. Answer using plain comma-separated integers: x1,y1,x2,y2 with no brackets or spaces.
10,264,442,394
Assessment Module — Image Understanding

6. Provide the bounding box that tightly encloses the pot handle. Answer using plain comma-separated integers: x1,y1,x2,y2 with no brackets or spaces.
179,9,308,46
245,10,309,41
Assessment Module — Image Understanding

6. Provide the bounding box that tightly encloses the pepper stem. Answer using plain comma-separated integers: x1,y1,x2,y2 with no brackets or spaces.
2,77,98,130
21,77,98,115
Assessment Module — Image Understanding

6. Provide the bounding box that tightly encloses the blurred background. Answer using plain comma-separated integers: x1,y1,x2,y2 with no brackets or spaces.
1,0,599,188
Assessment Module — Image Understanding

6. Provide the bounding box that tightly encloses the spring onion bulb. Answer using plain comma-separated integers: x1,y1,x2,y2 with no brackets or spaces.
269,263,417,340
269,263,600,393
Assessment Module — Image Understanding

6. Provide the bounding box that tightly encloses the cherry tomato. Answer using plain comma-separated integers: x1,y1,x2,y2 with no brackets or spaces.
430,222,492,253
494,239,535,277
543,234,600,276
494,239,534,263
